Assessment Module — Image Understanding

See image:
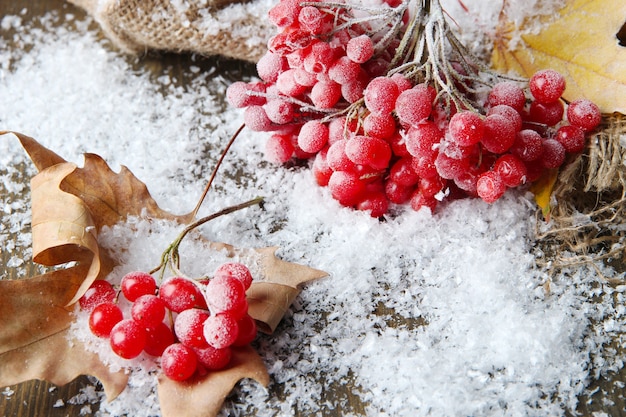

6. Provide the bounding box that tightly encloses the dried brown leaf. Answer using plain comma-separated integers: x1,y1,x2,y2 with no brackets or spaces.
157,346,270,417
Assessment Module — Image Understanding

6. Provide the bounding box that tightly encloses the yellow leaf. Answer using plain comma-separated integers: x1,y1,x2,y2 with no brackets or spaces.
492,0,626,114
529,168,559,221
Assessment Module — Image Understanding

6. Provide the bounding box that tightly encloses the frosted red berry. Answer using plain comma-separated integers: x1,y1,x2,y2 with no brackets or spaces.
79,280,116,312
159,276,207,313
89,302,123,338
529,69,566,104
121,271,157,302
161,343,198,382
109,319,147,359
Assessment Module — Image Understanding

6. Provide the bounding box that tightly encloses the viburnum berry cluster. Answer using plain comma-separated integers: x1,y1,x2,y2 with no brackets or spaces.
227,0,602,217
81,263,257,382
79,198,264,382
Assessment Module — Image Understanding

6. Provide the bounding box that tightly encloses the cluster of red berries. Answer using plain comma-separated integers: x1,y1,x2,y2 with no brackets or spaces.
226,0,602,217
80,262,257,382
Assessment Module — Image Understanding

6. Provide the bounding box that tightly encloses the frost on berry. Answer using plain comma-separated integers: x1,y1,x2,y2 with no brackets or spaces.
567,99,602,131
159,276,207,313
481,114,516,154
395,86,433,127
256,52,288,83
488,81,526,113
364,77,399,115
346,34,374,64
79,280,116,312
214,262,254,290
265,134,295,164
345,135,391,170
328,170,366,207
121,271,157,302
540,139,566,169
476,171,506,203
194,345,233,371
174,308,211,349
203,312,240,349
448,111,485,147
529,69,566,104
205,275,247,315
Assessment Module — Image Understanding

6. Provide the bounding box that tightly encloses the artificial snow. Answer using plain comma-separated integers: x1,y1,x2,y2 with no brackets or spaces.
0,2,624,417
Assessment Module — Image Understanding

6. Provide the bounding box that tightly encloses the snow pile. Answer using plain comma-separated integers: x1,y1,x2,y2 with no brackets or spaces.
0,3,623,417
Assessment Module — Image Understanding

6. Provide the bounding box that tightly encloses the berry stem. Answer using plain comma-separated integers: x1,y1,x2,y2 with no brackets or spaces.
189,123,246,220
150,196,264,279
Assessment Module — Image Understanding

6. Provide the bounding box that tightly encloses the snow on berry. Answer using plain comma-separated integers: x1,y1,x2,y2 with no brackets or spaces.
228,0,601,211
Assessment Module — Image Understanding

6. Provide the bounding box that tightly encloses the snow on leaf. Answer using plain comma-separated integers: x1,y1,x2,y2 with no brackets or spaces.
492,0,626,113
0,131,327,415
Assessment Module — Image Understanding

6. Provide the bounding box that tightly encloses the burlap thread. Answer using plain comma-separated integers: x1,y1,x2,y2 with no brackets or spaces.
537,113,626,281
68,0,273,62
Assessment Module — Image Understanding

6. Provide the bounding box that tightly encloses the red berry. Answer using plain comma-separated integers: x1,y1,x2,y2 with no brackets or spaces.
256,52,287,83
346,34,374,64
541,139,566,169
448,111,485,147
205,275,247,316
159,276,207,313
298,120,329,153
214,262,254,290
144,322,175,357
567,99,601,131
364,77,399,115
265,133,295,164
476,171,506,203
487,105,522,132
556,125,586,153
328,171,366,207
395,85,433,127
410,190,438,212
194,345,232,371
493,154,527,187
89,302,123,338
528,100,564,127
363,112,396,139
345,136,391,170
488,81,526,113
529,69,566,104
405,121,443,158
203,312,240,349
110,319,147,359
511,129,544,162
121,271,156,302
79,280,116,312
161,343,198,381
268,0,302,28
131,294,166,331
232,314,258,347
481,114,516,154
174,308,211,349
356,191,389,217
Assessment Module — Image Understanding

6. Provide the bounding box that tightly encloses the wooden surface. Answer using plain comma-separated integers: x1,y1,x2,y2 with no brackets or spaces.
0,1,624,416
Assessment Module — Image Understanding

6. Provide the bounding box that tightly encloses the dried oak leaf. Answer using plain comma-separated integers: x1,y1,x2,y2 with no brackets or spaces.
492,0,626,113
0,131,328,416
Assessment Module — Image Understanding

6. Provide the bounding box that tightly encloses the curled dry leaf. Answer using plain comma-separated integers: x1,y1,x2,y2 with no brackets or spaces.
492,0,626,113
0,131,328,416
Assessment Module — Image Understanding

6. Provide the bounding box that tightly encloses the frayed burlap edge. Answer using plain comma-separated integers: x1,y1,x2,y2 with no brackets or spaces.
536,113,626,282
68,0,272,62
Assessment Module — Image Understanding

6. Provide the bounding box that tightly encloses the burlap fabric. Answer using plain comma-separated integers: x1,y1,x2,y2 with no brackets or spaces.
68,0,273,62
538,114,626,279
